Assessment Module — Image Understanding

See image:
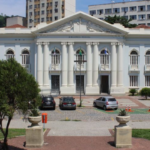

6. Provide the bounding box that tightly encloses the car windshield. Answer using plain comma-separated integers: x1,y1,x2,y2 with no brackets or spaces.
44,97,53,101
63,98,74,102
108,98,116,102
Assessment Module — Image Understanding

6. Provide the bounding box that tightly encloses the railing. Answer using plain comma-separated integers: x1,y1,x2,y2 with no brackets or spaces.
74,63,86,71
22,64,30,73
49,64,61,71
99,64,111,71
145,64,150,72
128,64,139,72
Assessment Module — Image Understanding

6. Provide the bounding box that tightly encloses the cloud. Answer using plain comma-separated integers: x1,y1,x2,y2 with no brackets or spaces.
0,0,26,17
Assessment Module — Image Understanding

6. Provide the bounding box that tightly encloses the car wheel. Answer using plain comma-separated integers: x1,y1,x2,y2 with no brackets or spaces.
103,105,106,111
74,107,76,110
93,102,97,107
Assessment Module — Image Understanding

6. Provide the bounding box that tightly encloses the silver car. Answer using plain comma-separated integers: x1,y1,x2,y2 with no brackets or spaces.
93,96,118,110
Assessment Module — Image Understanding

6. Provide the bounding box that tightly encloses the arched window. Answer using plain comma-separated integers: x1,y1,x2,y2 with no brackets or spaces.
130,50,138,65
22,50,30,65
100,49,109,65
76,49,84,64
51,49,60,65
6,50,14,60
145,51,150,64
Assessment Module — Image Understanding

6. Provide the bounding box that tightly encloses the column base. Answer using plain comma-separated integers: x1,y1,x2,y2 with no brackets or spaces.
110,87,125,95
85,86,99,95
60,86,75,95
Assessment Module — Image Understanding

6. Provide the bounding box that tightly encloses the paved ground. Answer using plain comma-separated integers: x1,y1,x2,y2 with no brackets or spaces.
1,129,150,150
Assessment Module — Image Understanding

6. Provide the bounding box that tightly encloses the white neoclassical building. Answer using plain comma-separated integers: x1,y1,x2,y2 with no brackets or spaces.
1,12,150,95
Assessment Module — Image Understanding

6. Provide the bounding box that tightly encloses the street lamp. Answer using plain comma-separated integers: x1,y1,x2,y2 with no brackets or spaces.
74,48,87,107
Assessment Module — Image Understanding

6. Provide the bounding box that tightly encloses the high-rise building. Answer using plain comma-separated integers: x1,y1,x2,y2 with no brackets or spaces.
88,0,150,26
26,0,76,28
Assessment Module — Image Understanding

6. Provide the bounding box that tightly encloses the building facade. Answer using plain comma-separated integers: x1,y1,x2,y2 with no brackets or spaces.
26,0,76,28
1,12,150,95
89,0,150,26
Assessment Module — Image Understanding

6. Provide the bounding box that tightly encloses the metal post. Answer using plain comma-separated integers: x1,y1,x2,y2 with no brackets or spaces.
80,60,81,107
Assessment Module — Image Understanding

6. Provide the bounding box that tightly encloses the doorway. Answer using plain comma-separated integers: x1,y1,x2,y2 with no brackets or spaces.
76,75,84,94
51,75,60,93
101,76,109,94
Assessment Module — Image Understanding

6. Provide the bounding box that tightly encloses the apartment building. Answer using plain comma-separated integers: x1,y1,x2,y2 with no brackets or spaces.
88,0,150,26
26,0,76,28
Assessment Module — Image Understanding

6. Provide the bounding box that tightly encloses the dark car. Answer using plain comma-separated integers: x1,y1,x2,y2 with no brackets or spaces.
59,97,76,110
41,96,56,110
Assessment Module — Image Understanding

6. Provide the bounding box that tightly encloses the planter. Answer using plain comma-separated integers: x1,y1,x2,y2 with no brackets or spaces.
116,116,130,126
28,116,41,127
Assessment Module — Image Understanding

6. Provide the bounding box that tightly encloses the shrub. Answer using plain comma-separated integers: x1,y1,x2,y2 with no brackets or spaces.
140,88,150,99
129,89,137,96
118,109,128,116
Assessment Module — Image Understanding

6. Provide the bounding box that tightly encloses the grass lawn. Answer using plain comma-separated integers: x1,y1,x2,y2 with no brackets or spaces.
0,129,26,140
132,129,150,140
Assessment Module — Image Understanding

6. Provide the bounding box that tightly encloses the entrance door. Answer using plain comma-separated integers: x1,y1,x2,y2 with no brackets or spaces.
76,75,84,93
51,75,60,93
101,76,109,94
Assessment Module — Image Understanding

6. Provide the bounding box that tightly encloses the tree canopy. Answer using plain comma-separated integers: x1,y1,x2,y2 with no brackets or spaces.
104,15,137,28
0,58,40,148
0,15,10,27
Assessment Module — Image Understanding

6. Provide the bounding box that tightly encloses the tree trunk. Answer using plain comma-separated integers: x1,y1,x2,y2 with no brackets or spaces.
3,117,12,145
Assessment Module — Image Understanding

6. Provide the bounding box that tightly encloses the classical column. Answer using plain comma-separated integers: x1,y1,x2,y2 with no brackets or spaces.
61,42,68,87
118,43,123,87
93,42,99,87
111,43,117,87
43,42,49,87
68,42,74,87
37,43,43,86
86,42,93,87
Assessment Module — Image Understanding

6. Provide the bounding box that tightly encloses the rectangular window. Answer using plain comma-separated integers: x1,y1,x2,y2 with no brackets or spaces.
41,10,45,15
38,18,40,22
130,55,138,65
50,2,52,6
22,55,30,65
100,55,109,65
122,7,128,12
147,14,150,19
55,9,58,13
138,14,145,20
145,55,150,64
113,8,120,13
42,3,45,7
97,9,103,15
90,10,96,16
47,17,49,21
50,17,52,21
146,76,150,86
138,6,145,11
29,19,32,23
130,15,137,20
130,76,138,87
41,18,44,22
55,16,58,20
147,5,150,11
29,5,32,9
105,9,112,14
55,1,58,6
130,6,136,11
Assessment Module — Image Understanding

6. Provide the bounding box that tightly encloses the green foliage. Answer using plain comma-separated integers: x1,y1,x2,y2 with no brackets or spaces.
129,89,137,96
104,15,137,28
140,88,150,99
0,58,40,145
0,15,10,27
118,109,128,116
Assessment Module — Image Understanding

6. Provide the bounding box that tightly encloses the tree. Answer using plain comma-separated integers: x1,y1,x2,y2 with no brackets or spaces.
104,15,137,28
140,88,150,99
129,89,137,96
0,15,10,27
0,58,40,149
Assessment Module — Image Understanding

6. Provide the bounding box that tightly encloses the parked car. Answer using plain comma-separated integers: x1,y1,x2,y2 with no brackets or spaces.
41,96,56,110
93,96,118,110
59,97,76,110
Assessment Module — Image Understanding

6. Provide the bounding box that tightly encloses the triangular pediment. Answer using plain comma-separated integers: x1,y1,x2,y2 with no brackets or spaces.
33,12,128,35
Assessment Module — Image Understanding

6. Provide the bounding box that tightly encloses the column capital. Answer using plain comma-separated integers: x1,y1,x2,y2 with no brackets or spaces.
43,42,50,45
118,42,123,46
68,42,74,45
93,42,99,45
111,42,117,46
61,42,67,45
86,42,93,45
36,42,42,45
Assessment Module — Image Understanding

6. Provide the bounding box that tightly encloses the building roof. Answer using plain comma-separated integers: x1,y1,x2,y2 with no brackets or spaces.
5,24,26,28
135,25,150,29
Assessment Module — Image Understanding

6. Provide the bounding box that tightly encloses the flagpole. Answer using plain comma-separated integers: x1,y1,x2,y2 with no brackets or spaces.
80,59,81,107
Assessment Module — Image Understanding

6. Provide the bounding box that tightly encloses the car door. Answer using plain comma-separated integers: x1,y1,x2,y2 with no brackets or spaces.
101,97,106,107
96,97,102,107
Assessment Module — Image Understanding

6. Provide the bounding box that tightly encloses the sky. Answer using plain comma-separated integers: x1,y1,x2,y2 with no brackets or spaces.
0,0,138,17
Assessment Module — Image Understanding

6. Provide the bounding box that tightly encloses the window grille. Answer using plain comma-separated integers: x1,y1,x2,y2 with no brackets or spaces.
22,50,30,65
130,76,138,87
51,50,60,65
6,50,14,60
145,76,150,86
130,51,138,65
100,50,109,65
145,51,150,64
